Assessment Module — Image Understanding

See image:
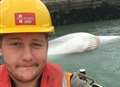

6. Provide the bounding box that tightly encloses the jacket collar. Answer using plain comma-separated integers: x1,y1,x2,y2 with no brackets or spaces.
0,64,12,87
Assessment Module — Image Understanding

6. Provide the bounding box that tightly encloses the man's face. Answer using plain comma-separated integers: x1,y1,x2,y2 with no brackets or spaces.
1,33,48,82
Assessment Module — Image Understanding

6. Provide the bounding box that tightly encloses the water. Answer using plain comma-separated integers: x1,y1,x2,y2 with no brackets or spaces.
49,19,120,87
53,18,120,37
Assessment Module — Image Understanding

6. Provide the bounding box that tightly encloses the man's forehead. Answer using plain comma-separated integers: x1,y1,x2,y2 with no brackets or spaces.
3,33,45,37
2,33,47,40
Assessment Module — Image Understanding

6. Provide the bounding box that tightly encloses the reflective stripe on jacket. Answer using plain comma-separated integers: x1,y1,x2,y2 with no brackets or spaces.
64,72,90,87
64,72,73,87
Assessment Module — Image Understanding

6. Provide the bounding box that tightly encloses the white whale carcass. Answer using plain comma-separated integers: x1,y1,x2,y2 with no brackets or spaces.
48,32,120,55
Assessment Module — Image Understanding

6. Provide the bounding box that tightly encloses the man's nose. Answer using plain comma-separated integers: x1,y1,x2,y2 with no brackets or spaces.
22,46,33,62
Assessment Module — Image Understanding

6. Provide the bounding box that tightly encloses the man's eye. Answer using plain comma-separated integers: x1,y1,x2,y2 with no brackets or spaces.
9,42,21,46
31,43,43,48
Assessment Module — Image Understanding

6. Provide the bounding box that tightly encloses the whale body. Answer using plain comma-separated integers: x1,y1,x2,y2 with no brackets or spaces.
48,32,120,55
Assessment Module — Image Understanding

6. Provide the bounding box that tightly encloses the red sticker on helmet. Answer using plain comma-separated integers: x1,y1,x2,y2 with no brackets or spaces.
15,13,36,25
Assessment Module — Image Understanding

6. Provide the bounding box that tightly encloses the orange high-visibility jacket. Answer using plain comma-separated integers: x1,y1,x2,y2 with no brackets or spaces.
0,64,68,87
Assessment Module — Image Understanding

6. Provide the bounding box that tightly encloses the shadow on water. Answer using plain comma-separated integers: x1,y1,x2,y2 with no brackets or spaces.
51,5,120,26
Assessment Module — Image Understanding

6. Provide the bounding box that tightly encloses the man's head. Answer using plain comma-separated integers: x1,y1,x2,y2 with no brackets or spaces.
0,33,48,82
0,0,54,82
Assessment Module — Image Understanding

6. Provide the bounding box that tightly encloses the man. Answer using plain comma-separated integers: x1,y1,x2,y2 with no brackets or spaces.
0,0,64,87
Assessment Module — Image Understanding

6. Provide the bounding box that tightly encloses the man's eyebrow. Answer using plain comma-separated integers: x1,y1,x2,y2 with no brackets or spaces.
32,39,45,42
6,37,20,40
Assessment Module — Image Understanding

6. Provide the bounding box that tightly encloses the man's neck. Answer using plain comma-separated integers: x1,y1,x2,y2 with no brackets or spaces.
10,76,41,87
15,80,37,87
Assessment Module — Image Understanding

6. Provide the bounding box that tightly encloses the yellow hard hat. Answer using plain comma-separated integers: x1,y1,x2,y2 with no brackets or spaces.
0,0,54,34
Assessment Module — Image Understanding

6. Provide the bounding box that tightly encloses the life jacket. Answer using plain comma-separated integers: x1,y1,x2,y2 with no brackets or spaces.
0,64,64,87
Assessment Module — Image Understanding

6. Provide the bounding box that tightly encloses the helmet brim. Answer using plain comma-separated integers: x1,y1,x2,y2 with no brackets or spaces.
0,26,54,34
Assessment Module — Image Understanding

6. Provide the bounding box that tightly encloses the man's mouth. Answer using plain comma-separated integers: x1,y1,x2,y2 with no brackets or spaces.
16,64,38,68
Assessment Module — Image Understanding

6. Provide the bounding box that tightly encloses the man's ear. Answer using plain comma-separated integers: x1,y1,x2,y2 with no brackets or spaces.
0,49,2,56
0,43,2,56
0,41,2,55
